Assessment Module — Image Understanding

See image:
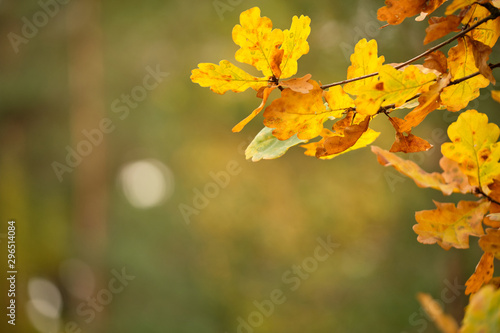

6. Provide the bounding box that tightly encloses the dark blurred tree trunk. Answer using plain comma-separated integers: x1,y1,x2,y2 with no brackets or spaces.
66,0,108,331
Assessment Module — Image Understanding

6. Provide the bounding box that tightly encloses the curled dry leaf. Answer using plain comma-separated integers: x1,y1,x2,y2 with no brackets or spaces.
424,15,462,45
390,131,433,153
423,50,448,74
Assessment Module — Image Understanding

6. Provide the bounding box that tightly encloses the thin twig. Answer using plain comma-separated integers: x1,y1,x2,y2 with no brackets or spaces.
449,62,500,85
475,188,500,206
320,12,500,90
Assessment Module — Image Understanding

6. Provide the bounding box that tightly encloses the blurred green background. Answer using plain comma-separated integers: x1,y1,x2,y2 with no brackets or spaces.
1,0,499,332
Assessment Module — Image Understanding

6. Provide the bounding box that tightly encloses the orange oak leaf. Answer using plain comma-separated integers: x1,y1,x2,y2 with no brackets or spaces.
378,0,446,25
393,73,451,133
371,146,460,195
390,131,433,153
441,38,490,111
466,36,495,84
343,39,385,97
413,200,490,250
424,15,462,45
479,228,500,260
441,110,500,188
232,86,277,132
316,113,371,157
303,126,380,160
263,80,343,141
465,252,495,295
355,65,437,115
417,293,459,333
423,50,448,74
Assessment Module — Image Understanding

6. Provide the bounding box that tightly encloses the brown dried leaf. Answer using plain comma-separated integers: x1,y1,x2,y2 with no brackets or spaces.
279,74,314,93
390,131,433,153
424,15,462,45
317,114,370,156
424,50,448,74
466,36,495,84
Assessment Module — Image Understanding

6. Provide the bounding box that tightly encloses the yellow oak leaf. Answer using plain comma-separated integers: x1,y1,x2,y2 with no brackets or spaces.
232,7,284,78
441,110,500,188
463,4,500,47
191,60,268,94
355,65,437,115
279,15,311,79
413,200,490,250
465,252,495,295
192,7,312,132
441,38,490,111
263,81,344,141
371,146,460,195
460,285,500,333
343,39,385,97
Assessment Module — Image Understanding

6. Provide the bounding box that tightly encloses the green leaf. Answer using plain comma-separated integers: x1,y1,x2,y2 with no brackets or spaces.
246,126,306,162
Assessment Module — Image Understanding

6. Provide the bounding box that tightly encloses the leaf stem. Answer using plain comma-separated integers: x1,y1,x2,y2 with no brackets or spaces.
475,187,500,206
320,11,500,90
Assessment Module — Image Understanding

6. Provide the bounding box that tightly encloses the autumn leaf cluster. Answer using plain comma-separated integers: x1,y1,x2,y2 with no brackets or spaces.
191,1,500,331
